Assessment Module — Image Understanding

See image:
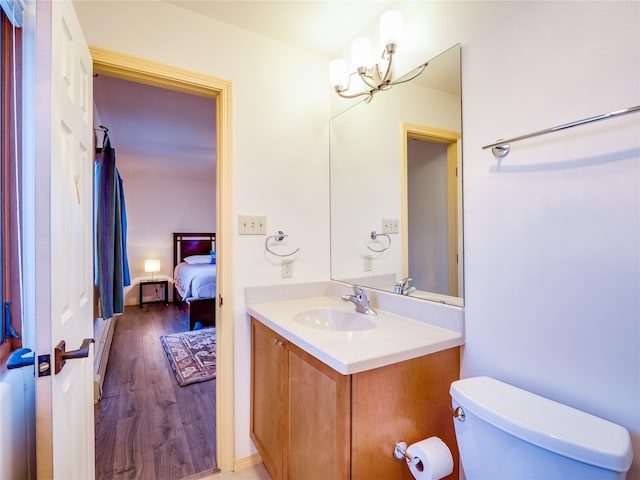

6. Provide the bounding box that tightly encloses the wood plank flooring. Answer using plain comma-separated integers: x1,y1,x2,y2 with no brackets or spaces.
95,303,217,480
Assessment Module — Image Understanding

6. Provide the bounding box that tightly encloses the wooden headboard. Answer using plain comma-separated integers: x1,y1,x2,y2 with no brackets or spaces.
173,232,216,268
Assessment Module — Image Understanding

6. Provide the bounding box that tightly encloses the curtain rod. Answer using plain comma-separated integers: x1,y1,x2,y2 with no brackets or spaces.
483,104,640,158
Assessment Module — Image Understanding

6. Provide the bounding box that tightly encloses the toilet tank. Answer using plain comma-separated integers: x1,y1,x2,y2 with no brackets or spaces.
450,376,633,480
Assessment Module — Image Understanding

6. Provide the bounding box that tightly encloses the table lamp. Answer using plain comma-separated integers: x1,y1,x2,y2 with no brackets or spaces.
144,259,161,280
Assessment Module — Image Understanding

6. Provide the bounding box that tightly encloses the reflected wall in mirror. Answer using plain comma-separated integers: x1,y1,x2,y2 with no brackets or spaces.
330,44,463,306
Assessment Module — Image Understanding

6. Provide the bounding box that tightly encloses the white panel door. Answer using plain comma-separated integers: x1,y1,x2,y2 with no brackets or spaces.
34,0,95,477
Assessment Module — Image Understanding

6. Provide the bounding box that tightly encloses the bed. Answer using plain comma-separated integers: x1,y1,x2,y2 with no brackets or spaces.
173,232,217,330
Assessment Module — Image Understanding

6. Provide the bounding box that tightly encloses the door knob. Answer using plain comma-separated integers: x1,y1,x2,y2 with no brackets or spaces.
54,338,95,374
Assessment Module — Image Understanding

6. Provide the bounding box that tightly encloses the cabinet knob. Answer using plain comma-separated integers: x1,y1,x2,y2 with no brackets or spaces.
273,338,283,348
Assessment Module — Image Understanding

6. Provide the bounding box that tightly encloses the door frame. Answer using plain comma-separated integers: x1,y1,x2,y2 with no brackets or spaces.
401,122,461,297
90,47,235,472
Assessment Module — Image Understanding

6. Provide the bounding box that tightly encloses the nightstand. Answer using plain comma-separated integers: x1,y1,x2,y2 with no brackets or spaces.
139,279,169,307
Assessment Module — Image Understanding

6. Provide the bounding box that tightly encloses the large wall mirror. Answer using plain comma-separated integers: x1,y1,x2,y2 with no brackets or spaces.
330,44,463,306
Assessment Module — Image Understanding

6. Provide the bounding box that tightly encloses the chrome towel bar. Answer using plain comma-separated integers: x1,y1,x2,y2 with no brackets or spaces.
367,230,391,253
483,104,640,158
265,230,300,257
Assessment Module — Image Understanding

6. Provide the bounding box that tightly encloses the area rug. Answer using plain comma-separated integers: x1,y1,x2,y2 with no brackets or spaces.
160,327,216,386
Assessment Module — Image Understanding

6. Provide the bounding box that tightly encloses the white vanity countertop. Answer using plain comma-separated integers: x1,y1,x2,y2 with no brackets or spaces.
246,295,463,375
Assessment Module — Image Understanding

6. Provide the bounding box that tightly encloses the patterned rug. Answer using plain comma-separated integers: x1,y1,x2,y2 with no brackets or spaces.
160,327,216,386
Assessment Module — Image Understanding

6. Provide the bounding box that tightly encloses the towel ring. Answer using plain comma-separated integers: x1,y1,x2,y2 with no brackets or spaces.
367,231,391,253
265,230,300,257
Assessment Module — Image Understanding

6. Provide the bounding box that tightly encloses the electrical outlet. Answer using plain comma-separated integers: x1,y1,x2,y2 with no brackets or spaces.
281,259,293,278
364,255,372,272
382,218,399,234
238,215,266,235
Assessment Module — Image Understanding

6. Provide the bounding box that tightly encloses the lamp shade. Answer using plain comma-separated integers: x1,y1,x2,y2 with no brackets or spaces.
329,59,348,88
380,10,403,46
144,259,161,273
351,37,372,70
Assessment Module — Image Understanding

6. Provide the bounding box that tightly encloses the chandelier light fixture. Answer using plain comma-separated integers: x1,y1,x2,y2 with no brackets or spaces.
329,10,427,103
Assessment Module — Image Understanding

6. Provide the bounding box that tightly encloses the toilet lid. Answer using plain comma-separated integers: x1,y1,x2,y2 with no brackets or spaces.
450,376,633,472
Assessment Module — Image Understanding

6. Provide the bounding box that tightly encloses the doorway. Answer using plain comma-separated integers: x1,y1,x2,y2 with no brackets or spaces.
401,123,461,298
91,48,234,473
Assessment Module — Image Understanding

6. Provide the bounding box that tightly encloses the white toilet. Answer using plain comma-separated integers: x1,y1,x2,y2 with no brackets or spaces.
450,376,633,479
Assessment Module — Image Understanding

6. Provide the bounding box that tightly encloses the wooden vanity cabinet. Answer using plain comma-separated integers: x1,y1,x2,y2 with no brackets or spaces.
251,318,351,479
286,339,351,479
250,317,460,480
350,351,460,480
251,318,286,479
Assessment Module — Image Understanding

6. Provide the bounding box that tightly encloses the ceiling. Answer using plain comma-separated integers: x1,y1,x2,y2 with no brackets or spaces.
165,1,394,58
93,74,217,174
93,1,461,175
92,1,395,174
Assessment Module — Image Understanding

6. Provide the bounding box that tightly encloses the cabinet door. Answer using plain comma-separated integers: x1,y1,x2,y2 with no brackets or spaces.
251,318,285,479
351,347,460,480
285,343,351,480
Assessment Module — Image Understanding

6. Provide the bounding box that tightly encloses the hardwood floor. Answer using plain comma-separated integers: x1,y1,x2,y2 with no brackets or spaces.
95,303,217,479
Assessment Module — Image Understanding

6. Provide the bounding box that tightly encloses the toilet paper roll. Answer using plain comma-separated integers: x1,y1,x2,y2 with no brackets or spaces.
405,437,453,480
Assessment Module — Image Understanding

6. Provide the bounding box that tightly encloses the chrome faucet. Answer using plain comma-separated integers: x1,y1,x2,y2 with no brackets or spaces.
342,285,376,316
395,277,415,296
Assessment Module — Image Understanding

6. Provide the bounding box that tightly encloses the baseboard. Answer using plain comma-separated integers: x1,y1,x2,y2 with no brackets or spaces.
93,316,116,403
179,467,221,480
233,453,262,472
178,454,262,480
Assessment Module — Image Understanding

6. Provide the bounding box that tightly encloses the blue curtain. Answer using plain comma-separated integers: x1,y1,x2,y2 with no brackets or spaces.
95,136,130,319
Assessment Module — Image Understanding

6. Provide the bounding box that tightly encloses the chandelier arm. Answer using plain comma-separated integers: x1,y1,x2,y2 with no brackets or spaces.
333,70,357,94
333,54,426,102
358,71,381,90
380,51,394,85
388,62,428,86
335,88,373,101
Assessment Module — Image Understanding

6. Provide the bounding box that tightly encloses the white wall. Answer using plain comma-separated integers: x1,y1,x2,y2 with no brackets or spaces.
73,0,331,463
118,164,216,304
330,81,460,283
399,2,638,477
74,1,640,476
92,88,217,306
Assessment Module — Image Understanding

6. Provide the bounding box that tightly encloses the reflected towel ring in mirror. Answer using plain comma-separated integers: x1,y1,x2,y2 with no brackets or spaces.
367,230,391,253
265,230,300,257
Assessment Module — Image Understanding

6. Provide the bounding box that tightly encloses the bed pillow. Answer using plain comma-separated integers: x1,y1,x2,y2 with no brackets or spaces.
183,255,212,265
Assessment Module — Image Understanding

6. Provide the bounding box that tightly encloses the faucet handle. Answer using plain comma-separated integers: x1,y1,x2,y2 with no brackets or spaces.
351,284,367,298
343,284,376,316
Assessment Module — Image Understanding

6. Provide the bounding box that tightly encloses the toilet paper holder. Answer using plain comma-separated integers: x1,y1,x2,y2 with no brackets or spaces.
393,441,419,466
394,408,464,464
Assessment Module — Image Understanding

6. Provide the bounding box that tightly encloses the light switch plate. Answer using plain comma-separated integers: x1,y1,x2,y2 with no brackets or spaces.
238,215,266,235
382,218,399,234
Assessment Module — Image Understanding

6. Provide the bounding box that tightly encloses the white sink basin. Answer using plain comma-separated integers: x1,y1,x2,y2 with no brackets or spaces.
293,308,376,331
